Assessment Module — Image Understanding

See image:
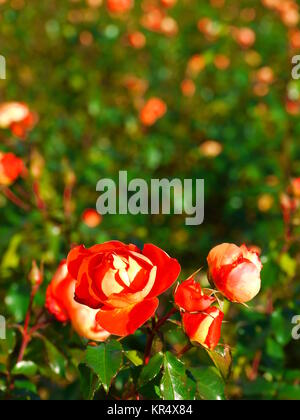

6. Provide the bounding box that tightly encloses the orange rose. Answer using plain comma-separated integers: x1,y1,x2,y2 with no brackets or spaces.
182,307,224,350
46,261,110,342
82,209,103,228
67,241,181,336
0,102,36,138
174,278,216,312
0,152,24,186
207,243,262,303
140,98,167,126
107,0,133,13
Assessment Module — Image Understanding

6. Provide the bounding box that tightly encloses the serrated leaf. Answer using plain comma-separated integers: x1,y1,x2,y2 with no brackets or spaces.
206,345,232,380
190,367,225,400
85,340,123,392
139,352,163,387
12,361,38,377
160,351,189,400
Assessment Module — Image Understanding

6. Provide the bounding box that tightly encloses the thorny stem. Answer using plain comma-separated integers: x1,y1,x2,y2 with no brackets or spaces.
144,307,179,365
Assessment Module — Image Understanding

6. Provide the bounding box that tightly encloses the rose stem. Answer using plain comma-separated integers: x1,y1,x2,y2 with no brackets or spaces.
144,307,179,365
1,187,30,211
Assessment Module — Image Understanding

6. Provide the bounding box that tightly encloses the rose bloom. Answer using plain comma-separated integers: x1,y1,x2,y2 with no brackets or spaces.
182,307,224,350
187,54,206,77
175,278,216,312
161,0,177,8
181,79,196,97
291,178,300,197
107,0,133,13
128,32,146,49
233,27,256,48
207,243,262,303
140,98,167,126
82,209,103,228
256,67,274,84
289,29,300,49
46,261,110,342
67,241,181,336
0,102,35,138
0,152,24,186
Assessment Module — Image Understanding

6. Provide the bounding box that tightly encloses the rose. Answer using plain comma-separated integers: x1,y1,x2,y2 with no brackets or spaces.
0,152,24,186
182,307,224,350
81,209,103,228
67,241,181,336
207,243,262,303
107,0,133,14
140,98,167,126
46,261,110,342
174,278,216,312
0,102,35,138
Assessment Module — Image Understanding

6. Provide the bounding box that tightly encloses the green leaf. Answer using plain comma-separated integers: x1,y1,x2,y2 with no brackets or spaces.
12,361,38,377
78,363,100,400
139,352,163,387
279,253,297,278
5,284,30,323
206,345,232,381
160,351,188,400
43,339,67,377
14,380,37,395
190,367,225,400
85,340,123,392
125,350,144,367
1,234,22,273
0,329,16,365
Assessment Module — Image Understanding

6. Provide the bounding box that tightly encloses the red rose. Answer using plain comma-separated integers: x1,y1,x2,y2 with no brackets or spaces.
107,0,133,13
207,243,262,303
67,241,181,336
140,98,167,126
46,261,110,342
182,307,224,350
0,152,24,186
174,278,216,312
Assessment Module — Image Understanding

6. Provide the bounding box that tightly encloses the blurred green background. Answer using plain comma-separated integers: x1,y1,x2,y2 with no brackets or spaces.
0,0,300,400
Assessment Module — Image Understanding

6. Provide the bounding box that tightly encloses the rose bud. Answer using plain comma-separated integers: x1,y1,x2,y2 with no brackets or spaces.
46,261,110,342
82,209,103,228
182,307,224,350
28,261,43,287
67,241,181,336
0,152,24,186
0,102,36,138
140,98,167,126
207,243,262,303
107,0,133,14
175,278,216,312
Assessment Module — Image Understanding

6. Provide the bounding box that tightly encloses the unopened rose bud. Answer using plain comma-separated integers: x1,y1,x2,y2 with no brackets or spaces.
29,261,43,287
207,243,262,303
174,277,216,312
182,307,224,350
